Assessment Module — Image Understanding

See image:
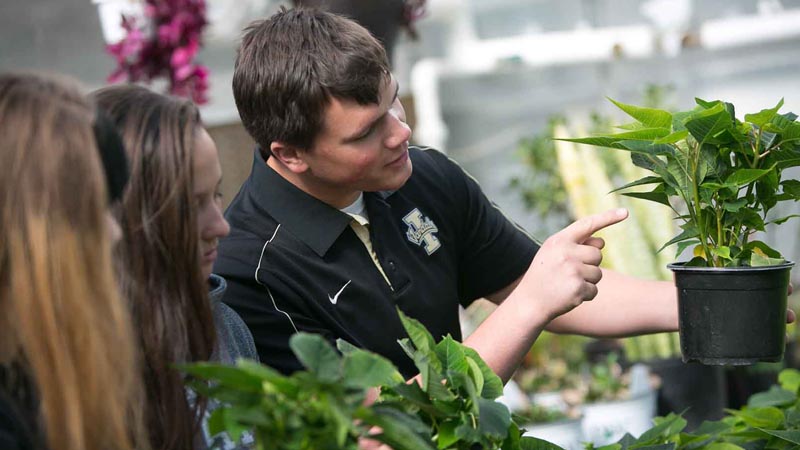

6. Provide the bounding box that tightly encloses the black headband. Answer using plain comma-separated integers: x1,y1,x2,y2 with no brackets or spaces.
92,110,129,203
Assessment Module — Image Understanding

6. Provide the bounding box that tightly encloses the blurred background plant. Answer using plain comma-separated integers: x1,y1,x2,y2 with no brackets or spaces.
511,84,681,364
105,0,210,103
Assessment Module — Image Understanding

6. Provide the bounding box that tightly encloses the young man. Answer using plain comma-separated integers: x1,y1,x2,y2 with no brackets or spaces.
215,8,679,381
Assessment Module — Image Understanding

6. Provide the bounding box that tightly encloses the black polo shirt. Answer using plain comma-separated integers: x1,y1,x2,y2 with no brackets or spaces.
214,146,539,377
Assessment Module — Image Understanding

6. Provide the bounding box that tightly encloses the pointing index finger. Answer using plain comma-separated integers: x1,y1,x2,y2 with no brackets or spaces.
562,208,628,243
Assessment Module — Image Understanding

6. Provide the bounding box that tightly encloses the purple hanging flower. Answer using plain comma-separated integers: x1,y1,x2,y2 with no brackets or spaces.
105,0,210,104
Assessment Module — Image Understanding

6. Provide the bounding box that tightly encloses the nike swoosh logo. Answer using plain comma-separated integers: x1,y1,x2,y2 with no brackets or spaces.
328,280,352,305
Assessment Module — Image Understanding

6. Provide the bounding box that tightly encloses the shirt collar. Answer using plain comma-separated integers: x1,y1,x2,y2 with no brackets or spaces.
247,147,353,257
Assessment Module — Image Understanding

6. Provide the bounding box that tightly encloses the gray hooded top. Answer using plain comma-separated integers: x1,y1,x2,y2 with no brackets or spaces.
202,274,258,450
208,274,258,365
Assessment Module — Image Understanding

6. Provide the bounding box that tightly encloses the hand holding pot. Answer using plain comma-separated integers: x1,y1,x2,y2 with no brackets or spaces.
517,208,629,322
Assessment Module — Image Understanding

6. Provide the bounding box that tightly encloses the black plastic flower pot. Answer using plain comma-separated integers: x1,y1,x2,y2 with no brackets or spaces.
668,262,793,365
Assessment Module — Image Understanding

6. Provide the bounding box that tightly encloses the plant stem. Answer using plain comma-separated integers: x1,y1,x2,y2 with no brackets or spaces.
690,143,714,265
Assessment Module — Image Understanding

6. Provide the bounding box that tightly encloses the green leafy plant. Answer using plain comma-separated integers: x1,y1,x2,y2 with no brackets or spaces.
182,333,434,450
513,405,572,425
560,98,800,267
182,310,562,450
381,309,549,449
585,368,800,450
514,332,585,395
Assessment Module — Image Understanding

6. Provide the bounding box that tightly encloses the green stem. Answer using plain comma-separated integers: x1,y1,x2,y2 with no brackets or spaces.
690,144,714,265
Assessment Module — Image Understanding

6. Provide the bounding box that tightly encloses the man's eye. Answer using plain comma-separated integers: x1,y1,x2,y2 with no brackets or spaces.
356,126,375,140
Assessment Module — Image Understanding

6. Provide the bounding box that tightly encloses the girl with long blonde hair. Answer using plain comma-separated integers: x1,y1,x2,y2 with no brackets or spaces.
0,73,148,450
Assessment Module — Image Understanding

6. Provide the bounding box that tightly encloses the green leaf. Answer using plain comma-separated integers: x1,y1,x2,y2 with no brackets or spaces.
745,99,784,127
336,339,360,355
674,239,700,258
462,347,504,399
455,412,482,443
390,382,436,413
750,252,785,267
609,176,663,194
618,140,676,156
768,214,800,226
466,356,485,395
637,413,687,443
685,103,734,145
360,405,436,450
712,246,732,261
724,168,771,188
770,145,800,169
608,98,673,128
778,122,800,145
747,386,796,408
435,336,470,375
518,436,567,450
556,128,672,149
727,406,784,429
289,333,342,383
207,407,227,438
425,366,456,402
780,179,800,199
722,198,748,212
779,369,800,393
222,408,250,443
694,420,733,436
342,349,404,388
658,227,699,253
179,362,264,392
654,130,689,144
397,308,438,354
623,189,671,207
437,420,460,449
704,444,745,450
756,429,800,445
477,398,512,440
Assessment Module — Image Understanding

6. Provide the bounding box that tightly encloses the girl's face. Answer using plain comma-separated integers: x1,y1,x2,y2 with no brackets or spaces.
193,128,230,280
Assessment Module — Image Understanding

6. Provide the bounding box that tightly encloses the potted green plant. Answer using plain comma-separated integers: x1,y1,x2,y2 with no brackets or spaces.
559,97,797,365
514,404,583,450
561,353,658,446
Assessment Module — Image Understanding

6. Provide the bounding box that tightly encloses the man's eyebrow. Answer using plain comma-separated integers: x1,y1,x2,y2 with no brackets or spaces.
343,81,400,142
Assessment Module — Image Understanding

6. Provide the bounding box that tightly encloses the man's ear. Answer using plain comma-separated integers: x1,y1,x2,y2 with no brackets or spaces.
270,141,309,174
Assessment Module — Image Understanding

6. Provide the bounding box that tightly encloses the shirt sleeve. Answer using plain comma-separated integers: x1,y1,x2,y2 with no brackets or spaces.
426,149,540,304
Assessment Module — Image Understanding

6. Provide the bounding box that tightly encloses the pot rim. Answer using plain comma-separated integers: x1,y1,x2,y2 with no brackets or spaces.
668,261,794,273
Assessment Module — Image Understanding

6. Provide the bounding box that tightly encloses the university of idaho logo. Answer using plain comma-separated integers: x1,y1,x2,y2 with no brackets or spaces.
403,208,441,255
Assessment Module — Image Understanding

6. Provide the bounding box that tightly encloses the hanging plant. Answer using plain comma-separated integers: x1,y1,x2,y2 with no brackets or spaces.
105,0,210,104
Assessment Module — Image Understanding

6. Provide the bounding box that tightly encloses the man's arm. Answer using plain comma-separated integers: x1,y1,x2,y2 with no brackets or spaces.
485,269,677,337
462,208,643,383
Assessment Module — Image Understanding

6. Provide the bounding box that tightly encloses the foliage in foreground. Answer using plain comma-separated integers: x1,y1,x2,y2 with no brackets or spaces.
586,368,800,450
182,307,556,450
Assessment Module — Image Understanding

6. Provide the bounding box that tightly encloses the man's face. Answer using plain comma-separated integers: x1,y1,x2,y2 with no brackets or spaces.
299,75,413,206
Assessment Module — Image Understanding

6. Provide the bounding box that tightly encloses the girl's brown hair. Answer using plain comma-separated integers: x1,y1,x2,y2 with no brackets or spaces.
92,84,216,450
0,73,148,450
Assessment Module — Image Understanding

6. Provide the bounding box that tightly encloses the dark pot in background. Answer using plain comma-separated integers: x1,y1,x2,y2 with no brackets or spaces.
647,357,727,430
669,262,793,365
726,364,783,410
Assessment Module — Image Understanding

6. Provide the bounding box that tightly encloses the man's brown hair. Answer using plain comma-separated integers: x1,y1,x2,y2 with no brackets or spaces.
233,8,391,150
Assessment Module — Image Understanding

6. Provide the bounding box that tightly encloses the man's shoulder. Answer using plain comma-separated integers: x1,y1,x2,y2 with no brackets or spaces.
402,145,473,197
216,188,282,278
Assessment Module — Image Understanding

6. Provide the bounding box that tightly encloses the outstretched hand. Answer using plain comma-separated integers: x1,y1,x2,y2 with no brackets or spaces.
514,208,629,322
